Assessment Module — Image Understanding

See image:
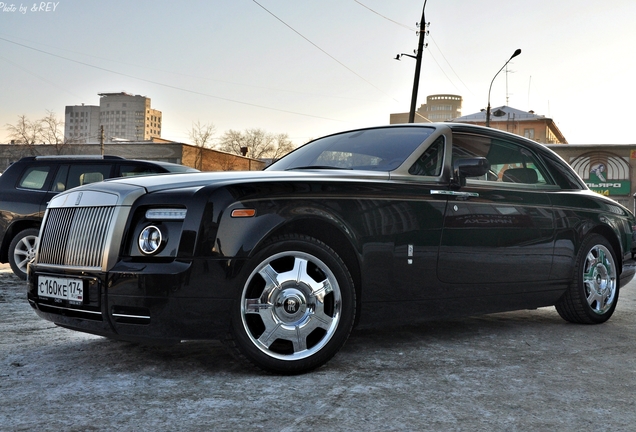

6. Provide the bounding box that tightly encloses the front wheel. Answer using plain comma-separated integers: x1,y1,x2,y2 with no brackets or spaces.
226,234,356,374
555,234,619,324
8,228,40,280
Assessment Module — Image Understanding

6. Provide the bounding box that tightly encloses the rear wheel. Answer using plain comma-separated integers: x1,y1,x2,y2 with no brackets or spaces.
226,234,355,374
555,234,619,324
8,228,39,280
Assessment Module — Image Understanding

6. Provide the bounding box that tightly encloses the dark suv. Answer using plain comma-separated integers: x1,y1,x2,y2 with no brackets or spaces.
0,155,198,279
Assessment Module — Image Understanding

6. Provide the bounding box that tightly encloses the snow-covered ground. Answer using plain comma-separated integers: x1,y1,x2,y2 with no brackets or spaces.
2,266,636,431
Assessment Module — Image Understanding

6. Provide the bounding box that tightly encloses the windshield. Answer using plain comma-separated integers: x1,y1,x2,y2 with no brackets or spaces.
267,126,435,172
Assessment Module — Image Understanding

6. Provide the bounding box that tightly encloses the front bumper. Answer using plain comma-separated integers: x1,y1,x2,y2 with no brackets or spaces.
27,259,236,343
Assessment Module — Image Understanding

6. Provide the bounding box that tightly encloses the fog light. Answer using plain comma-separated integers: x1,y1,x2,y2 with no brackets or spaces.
138,225,163,255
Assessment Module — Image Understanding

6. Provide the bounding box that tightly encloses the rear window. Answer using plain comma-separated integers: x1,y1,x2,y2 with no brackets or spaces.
118,164,165,177
18,166,50,190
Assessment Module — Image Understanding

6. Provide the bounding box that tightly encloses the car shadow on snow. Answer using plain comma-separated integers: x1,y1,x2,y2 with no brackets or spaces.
24,307,571,376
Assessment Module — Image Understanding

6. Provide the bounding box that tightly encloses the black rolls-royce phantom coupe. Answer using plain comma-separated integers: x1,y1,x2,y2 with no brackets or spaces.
27,123,636,374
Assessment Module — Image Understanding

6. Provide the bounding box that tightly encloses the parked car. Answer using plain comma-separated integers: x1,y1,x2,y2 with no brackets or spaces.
27,124,636,374
0,155,198,279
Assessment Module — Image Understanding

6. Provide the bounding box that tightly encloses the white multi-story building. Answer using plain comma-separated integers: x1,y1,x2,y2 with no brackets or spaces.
64,92,162,143
390,94,463,124
64,104,100,143
98,92,162,142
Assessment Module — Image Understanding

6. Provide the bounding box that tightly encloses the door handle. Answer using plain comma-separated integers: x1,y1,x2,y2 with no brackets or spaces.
430,190,479,198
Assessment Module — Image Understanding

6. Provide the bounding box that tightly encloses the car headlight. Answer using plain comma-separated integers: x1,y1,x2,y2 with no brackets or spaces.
145,208,187,220
138,225,164,255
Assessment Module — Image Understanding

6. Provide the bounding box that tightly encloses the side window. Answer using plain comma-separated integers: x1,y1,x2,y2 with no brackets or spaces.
18,166,51,190
118,164,163,177
66,164,113,189
542,154,585,190
409,136,444,176
52,165,69,192
452,133,551,185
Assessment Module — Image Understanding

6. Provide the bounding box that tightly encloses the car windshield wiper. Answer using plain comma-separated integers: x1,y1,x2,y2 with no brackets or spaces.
286,165,351,170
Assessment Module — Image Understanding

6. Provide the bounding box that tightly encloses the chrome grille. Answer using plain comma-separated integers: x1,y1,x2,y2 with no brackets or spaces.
38,206,116,269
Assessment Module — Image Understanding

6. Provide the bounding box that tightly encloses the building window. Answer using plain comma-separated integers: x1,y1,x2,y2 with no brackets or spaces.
524,129,535,139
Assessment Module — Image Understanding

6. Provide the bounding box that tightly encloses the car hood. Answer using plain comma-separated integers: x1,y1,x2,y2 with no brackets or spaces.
101,169,390,193
47,169,391,208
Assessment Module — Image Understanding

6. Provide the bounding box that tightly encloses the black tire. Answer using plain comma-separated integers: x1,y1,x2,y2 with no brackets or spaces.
8,228,40,280
225,234,356,374
555,234,619,324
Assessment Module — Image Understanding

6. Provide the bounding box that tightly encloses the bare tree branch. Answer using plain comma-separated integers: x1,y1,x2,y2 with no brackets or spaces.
40,110,67,153
187,121,217,170
5,111,68,154
5,115,42,145
270,133,295,160
217,128,296,160
216,129,244,155
188,121,216,148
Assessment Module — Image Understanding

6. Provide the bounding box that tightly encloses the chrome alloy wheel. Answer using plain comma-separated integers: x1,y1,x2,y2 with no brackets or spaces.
14,235,38,272
9,228,40,280
583,244,617,315
240,251,342,361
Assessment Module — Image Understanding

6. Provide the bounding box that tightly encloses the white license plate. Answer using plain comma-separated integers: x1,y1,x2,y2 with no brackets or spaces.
38,276,84,302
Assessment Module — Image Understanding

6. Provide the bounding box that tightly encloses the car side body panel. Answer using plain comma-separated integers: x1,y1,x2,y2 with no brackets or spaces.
25,124,636,353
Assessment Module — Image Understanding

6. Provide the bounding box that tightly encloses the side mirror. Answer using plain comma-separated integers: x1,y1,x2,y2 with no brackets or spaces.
452,157,490,187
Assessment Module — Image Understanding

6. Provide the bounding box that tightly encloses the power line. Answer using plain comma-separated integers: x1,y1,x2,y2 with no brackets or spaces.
0,36,345,123
0,32,383,104
352,0,415,31
353,0,475,95
427,36,475,96
425,49,461,93
0,54,83,100
251,0,397,102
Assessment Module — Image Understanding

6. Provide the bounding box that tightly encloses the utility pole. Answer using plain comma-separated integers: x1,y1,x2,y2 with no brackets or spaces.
505,65,516,106
409,0,428,123
100,125,104,156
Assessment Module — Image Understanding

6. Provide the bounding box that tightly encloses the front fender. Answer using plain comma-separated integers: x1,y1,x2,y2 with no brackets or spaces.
212,200,357,259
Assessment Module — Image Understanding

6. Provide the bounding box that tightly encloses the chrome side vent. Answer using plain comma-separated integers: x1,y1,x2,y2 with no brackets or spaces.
38,206,116,269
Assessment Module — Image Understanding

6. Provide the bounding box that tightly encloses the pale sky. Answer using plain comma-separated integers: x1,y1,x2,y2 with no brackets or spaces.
1,0,635,146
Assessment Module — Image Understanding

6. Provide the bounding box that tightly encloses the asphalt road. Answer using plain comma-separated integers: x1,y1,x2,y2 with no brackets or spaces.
1,266,635,431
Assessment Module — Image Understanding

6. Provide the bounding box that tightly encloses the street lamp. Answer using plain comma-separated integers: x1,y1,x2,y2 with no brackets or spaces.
395,53,417,61
486,48,521,127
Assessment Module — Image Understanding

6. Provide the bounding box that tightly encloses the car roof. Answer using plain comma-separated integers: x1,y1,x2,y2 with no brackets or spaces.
10,155,198,172
126,160,199,173
30,155,125,161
